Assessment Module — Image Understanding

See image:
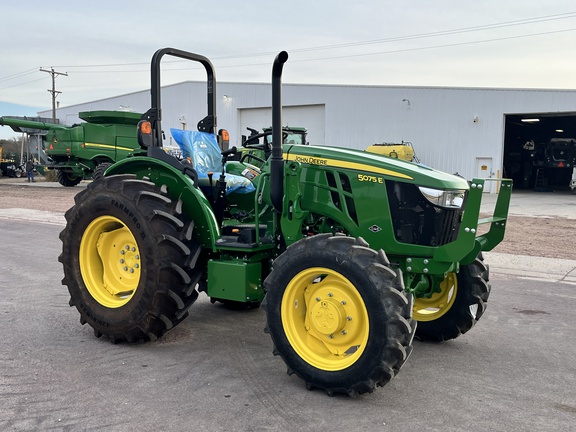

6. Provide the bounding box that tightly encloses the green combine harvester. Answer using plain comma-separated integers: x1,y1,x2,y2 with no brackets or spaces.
0,110,141,186
58,48,512,396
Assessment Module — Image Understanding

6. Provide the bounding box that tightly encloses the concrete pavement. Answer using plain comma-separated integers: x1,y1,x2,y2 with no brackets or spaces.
485,251,576,284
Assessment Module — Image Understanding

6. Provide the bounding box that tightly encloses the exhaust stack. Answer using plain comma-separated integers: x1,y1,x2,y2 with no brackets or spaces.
270,51,289,213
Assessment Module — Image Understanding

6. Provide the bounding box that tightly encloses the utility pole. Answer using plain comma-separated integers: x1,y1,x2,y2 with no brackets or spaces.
39,67,68,123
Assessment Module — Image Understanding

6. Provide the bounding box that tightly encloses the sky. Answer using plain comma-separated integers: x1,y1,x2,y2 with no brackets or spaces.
1,0,576,139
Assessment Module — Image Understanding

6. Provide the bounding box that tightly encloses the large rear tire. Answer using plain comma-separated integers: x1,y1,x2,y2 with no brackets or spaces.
59,174,202,343
57,170,82,187
264,234,415,396
413,256,490,342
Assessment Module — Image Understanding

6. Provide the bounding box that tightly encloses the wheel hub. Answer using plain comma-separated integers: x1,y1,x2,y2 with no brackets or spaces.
281,267,369,371
80,216,141,308
309,299,346,335
413,272,458,321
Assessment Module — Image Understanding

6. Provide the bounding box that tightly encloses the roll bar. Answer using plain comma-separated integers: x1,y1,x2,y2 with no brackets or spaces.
141,48,217,147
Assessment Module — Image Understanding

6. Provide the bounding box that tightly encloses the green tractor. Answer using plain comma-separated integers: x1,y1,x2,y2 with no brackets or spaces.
230,125,308,169
59,48,511,396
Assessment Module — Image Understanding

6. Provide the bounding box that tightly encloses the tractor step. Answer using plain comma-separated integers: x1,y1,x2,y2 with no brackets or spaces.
216,225,273,249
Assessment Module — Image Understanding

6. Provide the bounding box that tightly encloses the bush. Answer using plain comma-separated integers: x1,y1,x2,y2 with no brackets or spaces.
43,169,57,182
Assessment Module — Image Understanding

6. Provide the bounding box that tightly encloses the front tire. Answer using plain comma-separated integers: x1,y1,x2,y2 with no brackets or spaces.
264,234,415,396
413,256,490,342
59,174,202,343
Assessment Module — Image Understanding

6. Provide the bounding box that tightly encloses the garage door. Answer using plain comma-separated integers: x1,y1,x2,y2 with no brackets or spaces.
239,104,325,145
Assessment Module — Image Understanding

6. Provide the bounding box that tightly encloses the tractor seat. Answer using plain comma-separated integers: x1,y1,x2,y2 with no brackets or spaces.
171,129,255,194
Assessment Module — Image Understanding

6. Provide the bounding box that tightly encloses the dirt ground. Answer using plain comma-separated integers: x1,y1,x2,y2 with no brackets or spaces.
0,181,575,261
479,214,576,260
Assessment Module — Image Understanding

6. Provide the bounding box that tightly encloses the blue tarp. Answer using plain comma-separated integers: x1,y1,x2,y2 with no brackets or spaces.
171,129,255,194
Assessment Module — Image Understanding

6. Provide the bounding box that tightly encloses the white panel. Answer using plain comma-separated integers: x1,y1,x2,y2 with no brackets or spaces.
239,104,325,145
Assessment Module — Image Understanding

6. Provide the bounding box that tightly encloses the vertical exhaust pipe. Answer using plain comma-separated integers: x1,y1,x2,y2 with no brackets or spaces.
271,51,289,213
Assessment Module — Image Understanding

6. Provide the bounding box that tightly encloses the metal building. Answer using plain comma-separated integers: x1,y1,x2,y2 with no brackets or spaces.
41,82,576,192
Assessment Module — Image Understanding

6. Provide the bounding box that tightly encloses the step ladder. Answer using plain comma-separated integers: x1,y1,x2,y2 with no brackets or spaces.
534,168,549,192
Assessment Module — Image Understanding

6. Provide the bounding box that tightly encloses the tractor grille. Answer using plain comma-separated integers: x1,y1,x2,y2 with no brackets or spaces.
325,171,359,226
385,180,465,246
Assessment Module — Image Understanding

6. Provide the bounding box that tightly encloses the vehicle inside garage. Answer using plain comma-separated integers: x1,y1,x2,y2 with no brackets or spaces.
503,112,576,191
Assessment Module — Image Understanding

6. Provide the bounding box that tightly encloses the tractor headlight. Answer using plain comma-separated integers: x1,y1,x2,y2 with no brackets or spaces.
418,187,465,208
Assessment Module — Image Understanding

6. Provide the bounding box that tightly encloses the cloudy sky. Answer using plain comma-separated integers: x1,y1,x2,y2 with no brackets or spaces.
1,0,576,139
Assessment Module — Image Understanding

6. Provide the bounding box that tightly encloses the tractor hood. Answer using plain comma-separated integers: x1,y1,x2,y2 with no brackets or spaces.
284,144,469,190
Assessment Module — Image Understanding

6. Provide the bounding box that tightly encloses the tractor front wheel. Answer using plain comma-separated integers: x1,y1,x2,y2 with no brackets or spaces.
413,256,490,342
264,234,415,396
59,174,202,343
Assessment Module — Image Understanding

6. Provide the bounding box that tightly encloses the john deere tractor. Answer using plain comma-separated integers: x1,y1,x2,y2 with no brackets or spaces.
59,48,511,396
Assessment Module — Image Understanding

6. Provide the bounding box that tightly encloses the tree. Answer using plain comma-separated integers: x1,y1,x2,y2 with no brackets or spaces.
0,137,23,161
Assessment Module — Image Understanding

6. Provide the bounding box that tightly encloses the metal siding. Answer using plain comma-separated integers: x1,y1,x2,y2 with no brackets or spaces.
45,82,576,185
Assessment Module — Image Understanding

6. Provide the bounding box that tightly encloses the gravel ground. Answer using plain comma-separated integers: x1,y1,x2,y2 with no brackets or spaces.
0,181,79,212
1,178,575,260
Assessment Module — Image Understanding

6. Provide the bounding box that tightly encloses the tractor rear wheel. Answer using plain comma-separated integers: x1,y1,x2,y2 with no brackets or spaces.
59,174,202,343
57,169,82,187
413,256,490,342
264,234,415,396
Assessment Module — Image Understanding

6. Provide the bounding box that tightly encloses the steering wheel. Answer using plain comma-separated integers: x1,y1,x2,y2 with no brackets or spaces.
240,152,267,165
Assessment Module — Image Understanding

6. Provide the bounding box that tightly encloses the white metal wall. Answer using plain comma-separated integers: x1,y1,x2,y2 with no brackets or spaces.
44,82,576,184
238,104,325,145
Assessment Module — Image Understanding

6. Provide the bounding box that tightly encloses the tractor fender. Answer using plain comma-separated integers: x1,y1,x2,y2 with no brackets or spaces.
106,156,220,250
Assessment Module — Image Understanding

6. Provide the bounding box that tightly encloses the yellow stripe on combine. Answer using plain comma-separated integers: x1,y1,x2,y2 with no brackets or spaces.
284,153,413,180
84,143,134,152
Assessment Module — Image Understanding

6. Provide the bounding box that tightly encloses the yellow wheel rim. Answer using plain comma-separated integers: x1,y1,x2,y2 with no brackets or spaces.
281,267,369,371
413,273,458,322
80,216,141,308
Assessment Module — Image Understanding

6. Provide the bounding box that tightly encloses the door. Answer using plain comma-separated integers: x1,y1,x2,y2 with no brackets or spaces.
476,157,494,193
239,104,325,146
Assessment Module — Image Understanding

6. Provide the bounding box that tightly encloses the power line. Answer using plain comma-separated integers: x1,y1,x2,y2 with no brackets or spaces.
0,68,38,83
49,11,576,70
284,11,576,53
1,11,575,95
50,26,576,75
289,27,576,63
0,77,46,91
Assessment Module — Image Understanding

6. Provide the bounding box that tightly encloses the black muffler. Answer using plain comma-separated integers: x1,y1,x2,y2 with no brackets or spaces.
270,51,288,213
